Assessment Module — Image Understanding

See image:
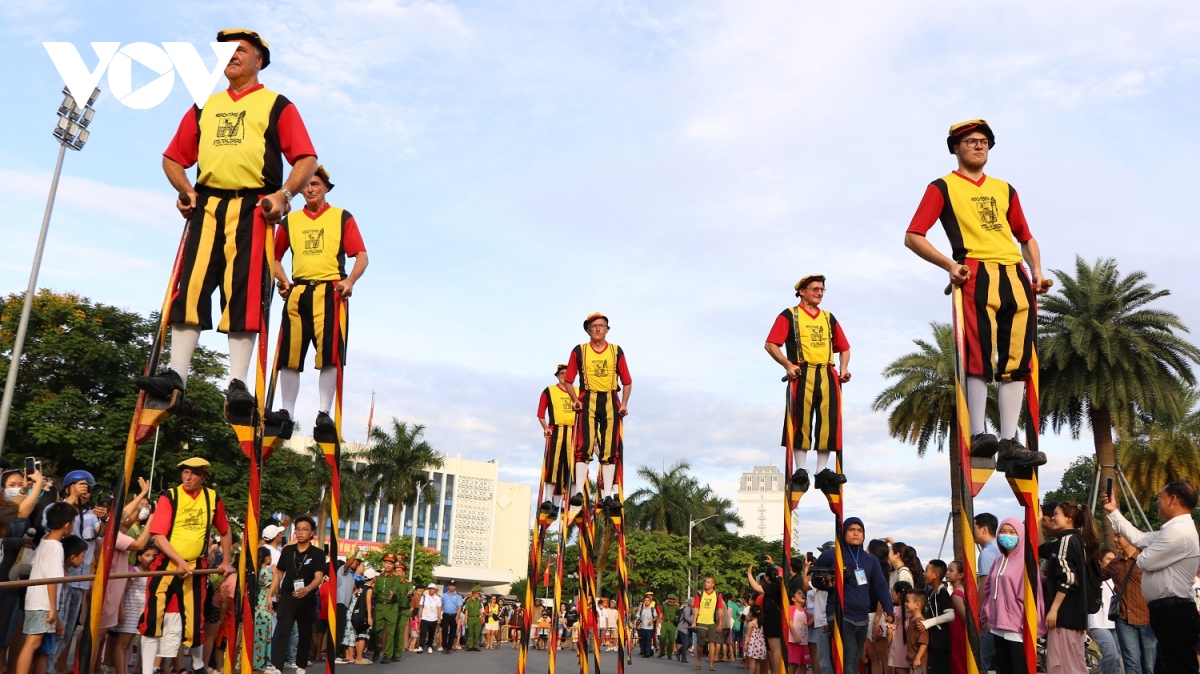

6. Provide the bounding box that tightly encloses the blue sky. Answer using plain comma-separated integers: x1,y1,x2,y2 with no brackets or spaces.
2,1,1198,558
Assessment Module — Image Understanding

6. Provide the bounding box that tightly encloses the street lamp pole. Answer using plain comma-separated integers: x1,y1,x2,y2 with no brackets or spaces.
408,479,426,582
687,514,719,599
0,87,99,452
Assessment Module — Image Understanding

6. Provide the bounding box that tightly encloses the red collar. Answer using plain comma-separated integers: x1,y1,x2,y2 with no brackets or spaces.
796,304,821,318
952,170,988,187
301,203,331,219
588,342,610,354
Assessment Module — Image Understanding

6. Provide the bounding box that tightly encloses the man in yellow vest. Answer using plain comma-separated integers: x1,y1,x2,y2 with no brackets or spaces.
139,28,318,414
272,165,369,437
765,275,851,494
564,313,632,515
536,364,577,517
139,458,233,674
904,120,1048,468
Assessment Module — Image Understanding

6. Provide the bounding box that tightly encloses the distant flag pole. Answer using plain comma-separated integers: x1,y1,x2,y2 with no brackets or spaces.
367,390,375,440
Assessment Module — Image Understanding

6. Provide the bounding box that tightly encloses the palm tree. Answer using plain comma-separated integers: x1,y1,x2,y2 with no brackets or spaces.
1117,388,1200,505
1040,257,1200,533
300,439,368,546
359,418,444,541
625,461,743,541
872,322,997,561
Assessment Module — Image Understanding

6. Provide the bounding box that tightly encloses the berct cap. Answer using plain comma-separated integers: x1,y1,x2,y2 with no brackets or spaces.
583,312,609,330
794,274,825,296
946,119,995,154
177,457,210,471
314,165,334,191
216,28,271,69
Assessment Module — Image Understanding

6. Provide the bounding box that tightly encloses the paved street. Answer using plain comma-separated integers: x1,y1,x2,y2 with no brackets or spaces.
326,647,750,673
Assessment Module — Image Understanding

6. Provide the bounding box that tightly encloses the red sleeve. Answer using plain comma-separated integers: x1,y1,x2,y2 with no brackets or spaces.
832,322,849,353
564,348,580,384
148,494,174,537
717,595,726,610
616,350,632,386
277,103,316,165
343,216,366,256
766,313,790,346
906,183,944,236
212,499,229,535
162,107,200,168
274,223,290,262
537,390,549,419
692,596,699,609
1008,190,1032,243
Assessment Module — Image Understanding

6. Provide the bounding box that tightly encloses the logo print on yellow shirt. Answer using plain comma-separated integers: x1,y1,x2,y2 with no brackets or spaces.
214,110,245,146
972,196,1001,231
591,360,610,378
559,397,574,415
805,324,827,348
303,229,325,255
178,506,205,531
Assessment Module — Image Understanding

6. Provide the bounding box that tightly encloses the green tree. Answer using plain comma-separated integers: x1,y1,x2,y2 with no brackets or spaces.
1117,388,1200,505
1040,257,1200,540
297,439,369,546
359,419,444,540
625,460,742,542
1043,455,1095,506
362,535,442,588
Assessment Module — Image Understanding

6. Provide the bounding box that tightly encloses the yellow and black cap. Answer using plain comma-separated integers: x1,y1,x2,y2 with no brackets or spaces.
946,119,994,154
583,312,609,330
177,457,210,473
555,363,568,375
217,28,271,69
314,165,334,191
794,274,825,296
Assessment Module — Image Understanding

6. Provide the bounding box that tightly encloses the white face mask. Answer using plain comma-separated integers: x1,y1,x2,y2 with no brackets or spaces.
139,507,151,522
4,488,21,500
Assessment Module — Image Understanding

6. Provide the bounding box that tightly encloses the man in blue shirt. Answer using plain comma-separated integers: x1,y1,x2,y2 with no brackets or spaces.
439,580,464,654
813,516,893,673
973,512,1000,671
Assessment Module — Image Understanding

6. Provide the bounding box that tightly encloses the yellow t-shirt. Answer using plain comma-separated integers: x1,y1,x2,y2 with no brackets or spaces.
544,385,576,426
695,589,722,625
196,88,280,190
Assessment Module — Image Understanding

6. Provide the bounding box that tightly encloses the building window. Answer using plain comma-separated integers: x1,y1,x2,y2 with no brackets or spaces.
363,505,375,537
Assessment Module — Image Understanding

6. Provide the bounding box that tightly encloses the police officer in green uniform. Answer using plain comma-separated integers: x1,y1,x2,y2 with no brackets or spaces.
658,594,680,658
373,554,411,663
464,587,484,650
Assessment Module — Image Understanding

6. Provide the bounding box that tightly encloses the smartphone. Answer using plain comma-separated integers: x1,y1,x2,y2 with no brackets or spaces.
1106,477,1114,501
806,552,816,565
34,460,41,474
24,457,35,476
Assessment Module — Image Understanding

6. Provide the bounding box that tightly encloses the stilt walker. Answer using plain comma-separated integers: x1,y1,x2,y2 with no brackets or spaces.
766,274,851,672
906,119,1052,673
271,164,367,672
564,312,634,674
521,365,577,674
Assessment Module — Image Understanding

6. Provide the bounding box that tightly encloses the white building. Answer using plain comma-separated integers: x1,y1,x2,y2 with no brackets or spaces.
285,436,531,593
736,465,788,542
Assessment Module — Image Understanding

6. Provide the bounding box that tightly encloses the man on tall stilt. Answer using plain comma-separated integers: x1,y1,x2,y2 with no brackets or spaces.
536,364,577,517
904,119,1049,467
138,29,318,409
765,275,850,494
564,313,632,514
271,165,369,434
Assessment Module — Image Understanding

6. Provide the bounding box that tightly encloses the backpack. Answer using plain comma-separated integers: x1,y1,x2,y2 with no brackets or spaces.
1083,558,1103,615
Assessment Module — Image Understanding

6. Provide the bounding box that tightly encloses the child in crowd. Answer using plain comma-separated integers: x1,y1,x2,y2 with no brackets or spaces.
786,587,811,674
945,561,969,674
905,591,929,674
407,613,421,652
14,503,77,674
744,604,766,674
346,573,373,664
253,548,274,672
888,580,913,673
112,544,158,674
536,610,550,650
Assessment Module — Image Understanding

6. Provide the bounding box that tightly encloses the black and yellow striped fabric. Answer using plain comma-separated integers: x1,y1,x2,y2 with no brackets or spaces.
576,390,621,464
139,555,209,648
543,425,574,488
278,280,348,371
781,363,842,451
196,87,290,191
170,194,268,333
933,173,1023,265
962,259,1035,382
544,385,576,427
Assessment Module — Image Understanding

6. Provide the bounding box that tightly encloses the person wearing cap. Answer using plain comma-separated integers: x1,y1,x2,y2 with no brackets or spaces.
563,313,633,514
536,363,578,517
140,28,318,416
418,583,442,653
659,594,680,658
261,523,285,568
439,580,464,654
905,119,1049,468
634,592,661,657
812,517,893,673
463,587,483,651
140,458,233,673
373,553,412,662
765,274,851,494
266,515,326,674
272,165,369,437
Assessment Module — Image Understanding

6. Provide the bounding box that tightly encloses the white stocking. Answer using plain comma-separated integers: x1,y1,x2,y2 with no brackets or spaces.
816,450,831,474
140,636,159,674
601,464,616,498
998,380,1025,441
792,450,807,474
168,324,201,387
279,368,300,416
542,483,555,504
573,463,588,496
319,366,337,413
967,376,988,436
191,649,204,671
227,331,256,385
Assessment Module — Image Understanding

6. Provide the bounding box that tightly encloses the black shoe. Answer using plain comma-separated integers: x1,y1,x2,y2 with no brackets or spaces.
970,432,1000,458
379,658,391,664
814,468,847,491
790,468,810,493
225,378,256,411
997,438,1047,468
602,495,622,515
538,500,559,517
569,493,584,507
264,408,293,439
657,653,665,658
315,411,335,430
137,369,185,399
